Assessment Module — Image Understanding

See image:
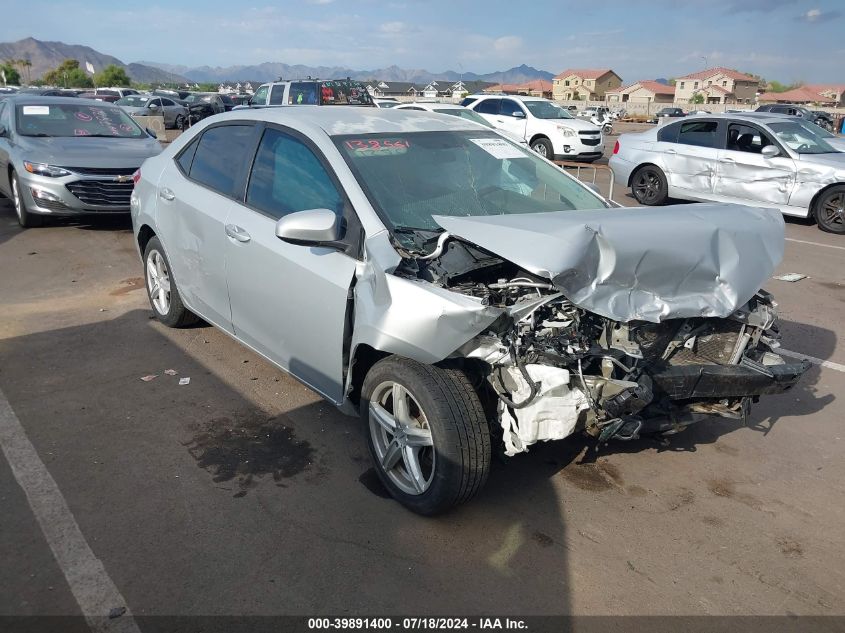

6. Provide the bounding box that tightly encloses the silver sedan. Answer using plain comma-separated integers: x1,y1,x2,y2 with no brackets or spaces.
0,96,162,227
610,112,845,233
131,107,807,514
116,95,187,129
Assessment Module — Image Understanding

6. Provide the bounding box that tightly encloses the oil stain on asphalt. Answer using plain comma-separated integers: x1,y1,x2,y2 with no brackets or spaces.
185,413,315,497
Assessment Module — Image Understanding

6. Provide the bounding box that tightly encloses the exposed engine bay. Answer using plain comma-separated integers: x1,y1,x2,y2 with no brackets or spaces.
394,233,810,455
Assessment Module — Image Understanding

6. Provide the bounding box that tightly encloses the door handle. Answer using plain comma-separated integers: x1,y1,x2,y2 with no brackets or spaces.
665,149,676,154
720,157,735,163
159,187,175,201
225,224,251,243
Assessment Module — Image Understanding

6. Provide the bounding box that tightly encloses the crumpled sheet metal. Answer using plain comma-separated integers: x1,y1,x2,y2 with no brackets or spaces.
433,204,785,323
350,232,503,365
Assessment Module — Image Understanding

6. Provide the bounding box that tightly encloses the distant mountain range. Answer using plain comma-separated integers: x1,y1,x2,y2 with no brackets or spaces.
138,61,555,85
0,38,188,84
1,37,555,87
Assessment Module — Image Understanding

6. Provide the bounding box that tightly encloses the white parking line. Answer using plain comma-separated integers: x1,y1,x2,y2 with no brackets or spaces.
785,237,845,252
0,388,140,633
779,348,845,373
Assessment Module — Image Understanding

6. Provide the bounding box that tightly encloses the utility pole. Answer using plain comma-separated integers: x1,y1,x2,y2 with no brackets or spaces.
702,56,707,69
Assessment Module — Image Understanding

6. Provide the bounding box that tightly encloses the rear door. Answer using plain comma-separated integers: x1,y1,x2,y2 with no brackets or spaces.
714,121,795,205
470,98,502,127
662,119,722,198
224,126,360,403
0,101,10,195
155,122,260,332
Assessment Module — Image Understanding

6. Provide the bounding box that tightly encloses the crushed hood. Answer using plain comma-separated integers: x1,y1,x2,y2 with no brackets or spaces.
433,204,785,323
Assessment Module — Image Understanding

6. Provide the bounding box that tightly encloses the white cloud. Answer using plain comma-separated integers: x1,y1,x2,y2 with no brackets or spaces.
379,21,407,34
308,0,335,4
493,36,522,53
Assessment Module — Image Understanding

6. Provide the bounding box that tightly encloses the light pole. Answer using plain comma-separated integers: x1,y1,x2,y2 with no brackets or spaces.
702,56,707,69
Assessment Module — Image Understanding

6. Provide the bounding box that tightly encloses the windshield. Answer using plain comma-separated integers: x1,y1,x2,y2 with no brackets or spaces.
334,131,606,239
433,108,494,128
184,94,212,104
522,100,573,119
768,121,837,154
116,96,150,107
793,119,835,139
15,103,145,138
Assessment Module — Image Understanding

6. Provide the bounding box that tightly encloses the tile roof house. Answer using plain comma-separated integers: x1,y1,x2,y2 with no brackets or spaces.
758,85,843,105
606,80,675,104
807,84,845,105
552,69,622,100
674,67,760,104
484,79,553,98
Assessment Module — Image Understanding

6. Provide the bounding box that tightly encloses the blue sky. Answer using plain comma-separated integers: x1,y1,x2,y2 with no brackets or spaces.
3,0,843,82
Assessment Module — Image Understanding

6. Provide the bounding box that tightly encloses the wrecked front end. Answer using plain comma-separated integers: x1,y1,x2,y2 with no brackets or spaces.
380,206,809,455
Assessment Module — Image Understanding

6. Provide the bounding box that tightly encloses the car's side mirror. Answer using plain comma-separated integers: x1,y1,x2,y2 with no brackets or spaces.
275,208,342,245
146,128,157,138
512,111,526,119
148,103,159,110
761,145,780,158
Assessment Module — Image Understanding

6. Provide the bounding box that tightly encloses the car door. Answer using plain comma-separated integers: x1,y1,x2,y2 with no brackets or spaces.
661,119,722,198
224,125,360,403
495,99,529,141
470,98,502,128
155,122,260,333
160,98,177,126
714,121,795,205
0,101,11,195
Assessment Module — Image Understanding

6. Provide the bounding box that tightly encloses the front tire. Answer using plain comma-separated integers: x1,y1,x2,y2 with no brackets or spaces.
143,237,199,327
361,357,491,515
814,185,845,234
631,165,668,205
530,137,554,160
11,172,44,228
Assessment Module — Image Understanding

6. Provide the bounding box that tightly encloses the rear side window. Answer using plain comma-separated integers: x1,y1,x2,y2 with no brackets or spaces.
269,85,286,105
657,122,681,143
474,99,500,115
189,125,255,197
677,121,719,148
175,137,199,174
246,127,343,219
288,82,318,105
460,97,479,107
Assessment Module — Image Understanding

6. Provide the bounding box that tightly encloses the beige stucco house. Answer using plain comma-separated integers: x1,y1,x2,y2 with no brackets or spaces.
552,69,622,101
606,80,675,104
674,67,759,104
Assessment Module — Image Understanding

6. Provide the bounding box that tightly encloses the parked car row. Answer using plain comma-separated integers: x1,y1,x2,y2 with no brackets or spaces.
610,111,845,233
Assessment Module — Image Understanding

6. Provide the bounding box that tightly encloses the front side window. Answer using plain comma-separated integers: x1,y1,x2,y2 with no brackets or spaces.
726,123,771,153
189,125,255,196
677,120,719,148
334,131,606,239
15,103,145,138
247,128,343,219
500,99,525,117
767,121,836,154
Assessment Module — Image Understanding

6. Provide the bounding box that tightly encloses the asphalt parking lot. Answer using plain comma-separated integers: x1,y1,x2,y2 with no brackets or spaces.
2,130,845,626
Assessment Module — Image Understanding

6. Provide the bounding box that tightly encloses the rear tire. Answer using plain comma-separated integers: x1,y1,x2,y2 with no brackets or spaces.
814,185,845,234
11,172,44,228
361,357,491,515
143,236,199,327
530,137,554,160
631,165,668,205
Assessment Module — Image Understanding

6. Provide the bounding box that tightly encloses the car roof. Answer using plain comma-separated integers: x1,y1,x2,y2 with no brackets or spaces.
399,102,465,110
207,105,484,135
5,95,116,106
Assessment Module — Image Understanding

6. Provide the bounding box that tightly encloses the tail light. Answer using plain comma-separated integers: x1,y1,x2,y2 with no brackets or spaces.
132,169,141,186
613,141,620,155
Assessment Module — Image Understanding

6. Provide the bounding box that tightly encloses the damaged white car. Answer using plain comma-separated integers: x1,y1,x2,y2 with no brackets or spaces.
131,107,809,515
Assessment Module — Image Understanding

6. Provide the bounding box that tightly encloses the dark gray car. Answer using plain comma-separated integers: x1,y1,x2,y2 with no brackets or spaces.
116,95,187,129
0,96,162,227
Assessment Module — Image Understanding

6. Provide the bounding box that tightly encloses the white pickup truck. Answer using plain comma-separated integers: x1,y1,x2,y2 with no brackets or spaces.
467,95,604,162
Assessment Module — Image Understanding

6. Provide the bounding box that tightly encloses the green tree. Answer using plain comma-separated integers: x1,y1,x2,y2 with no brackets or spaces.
691,92,705,104
42,59,93,88
95,64,130,87
1,61,21,85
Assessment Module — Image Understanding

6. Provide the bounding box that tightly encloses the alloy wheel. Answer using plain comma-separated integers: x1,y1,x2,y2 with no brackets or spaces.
532,142,548,157
634,170,661,203
368,380,435,496
819,192,845,229
146,250,172,315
